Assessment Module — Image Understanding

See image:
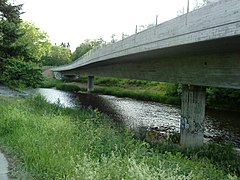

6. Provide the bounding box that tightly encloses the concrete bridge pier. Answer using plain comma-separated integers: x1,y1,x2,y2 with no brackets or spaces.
87,76,94,92
180,85,206,148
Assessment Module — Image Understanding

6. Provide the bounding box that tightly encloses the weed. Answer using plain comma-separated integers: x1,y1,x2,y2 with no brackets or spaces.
0,96,238,179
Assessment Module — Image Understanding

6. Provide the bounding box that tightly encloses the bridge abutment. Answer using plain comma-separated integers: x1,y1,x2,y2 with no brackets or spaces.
180,85,206,148
87,76,94,92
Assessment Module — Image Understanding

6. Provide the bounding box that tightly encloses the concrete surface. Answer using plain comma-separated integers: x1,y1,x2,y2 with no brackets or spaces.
0,151,8,180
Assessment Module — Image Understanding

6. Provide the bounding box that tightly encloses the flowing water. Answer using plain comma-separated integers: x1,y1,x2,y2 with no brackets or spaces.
32,88,240,148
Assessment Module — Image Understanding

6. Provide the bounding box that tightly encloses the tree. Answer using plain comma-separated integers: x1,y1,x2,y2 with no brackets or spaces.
0,1,50,87
43,45,71,66
15,21,51,63
71,38,105,61
0,0,23,60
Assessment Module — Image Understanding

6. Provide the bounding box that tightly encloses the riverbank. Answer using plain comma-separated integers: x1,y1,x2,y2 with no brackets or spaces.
0,95,239,179
41,77,240,111
42,78,181,105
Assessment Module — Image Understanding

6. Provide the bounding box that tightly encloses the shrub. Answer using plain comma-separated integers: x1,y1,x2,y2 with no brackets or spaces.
55,83,81,92
2,58,43,88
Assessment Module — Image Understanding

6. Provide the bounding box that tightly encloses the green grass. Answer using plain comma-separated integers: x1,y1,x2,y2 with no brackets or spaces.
41,78,86,92
0,96,238,179
94,77,181,105
55,83,85,92
40,78,181,105
93,87,180,105
41,78,63,88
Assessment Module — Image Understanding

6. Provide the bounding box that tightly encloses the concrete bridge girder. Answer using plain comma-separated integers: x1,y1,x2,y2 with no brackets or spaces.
61,52,240,90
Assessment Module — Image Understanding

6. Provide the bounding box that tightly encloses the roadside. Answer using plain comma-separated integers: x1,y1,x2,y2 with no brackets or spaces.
0,149,8,180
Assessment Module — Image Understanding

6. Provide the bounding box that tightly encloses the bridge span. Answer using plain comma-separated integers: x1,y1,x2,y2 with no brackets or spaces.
52,0,240,147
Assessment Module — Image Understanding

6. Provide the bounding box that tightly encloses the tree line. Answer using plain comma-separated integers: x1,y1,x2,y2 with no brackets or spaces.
0,0,105,88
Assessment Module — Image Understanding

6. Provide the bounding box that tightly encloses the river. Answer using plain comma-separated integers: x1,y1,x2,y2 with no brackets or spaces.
28,88,240,148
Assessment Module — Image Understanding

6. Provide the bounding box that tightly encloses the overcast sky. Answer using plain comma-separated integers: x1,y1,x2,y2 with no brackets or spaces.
14,0,206,51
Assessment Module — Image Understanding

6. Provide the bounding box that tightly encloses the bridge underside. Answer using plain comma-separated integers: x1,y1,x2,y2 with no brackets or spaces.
61,36,240,89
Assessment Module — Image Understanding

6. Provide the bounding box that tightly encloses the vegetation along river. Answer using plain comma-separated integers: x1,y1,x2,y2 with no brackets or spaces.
30,88,240,148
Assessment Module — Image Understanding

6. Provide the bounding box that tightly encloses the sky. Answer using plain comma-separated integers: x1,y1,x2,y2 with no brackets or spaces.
14,0,206,51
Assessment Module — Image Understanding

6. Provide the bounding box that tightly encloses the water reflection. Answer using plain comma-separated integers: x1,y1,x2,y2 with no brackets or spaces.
205,110,240,146
35,88,240,148
31,88,80,108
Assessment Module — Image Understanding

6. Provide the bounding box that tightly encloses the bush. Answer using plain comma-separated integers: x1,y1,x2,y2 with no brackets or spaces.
2,58,43,88
207,87,240,110
55,83,82,92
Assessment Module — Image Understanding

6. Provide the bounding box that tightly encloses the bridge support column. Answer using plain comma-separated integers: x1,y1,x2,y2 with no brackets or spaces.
87,76,94,92
180,85,206,148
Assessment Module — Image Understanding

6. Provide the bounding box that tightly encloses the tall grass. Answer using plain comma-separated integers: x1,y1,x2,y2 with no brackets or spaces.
41,78,63,88
93,87,180,105
0,96,238,179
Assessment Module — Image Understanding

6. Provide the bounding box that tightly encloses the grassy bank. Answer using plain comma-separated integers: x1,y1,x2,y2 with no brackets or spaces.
41,77,181,105
42,77,240,111
93,87,180,105
0,95,239,179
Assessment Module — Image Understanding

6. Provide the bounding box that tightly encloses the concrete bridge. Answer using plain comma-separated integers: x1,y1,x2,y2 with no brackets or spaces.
52,0,240,147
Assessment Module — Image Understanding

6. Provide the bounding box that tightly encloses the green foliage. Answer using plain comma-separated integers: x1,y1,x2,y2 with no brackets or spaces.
93,77,181,104
0,0,23,60
15,21,51,63
41,78,63,88
0,96,236,179
207,87,240,111
153,142,240,176
2,58,43,88
43,45,71,66
93,87,180,105
0,1,51,88
55,83,82,92
41,78,86,92
0,0,22,22
71,38,105,60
